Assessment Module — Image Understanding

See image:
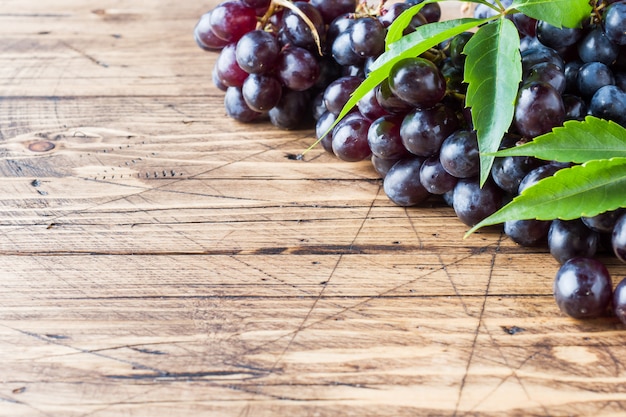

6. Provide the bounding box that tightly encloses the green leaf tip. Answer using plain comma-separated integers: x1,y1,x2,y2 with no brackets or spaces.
489,116,626,163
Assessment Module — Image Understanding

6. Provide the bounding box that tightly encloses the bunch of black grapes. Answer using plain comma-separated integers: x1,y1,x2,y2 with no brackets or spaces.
194,0,626,324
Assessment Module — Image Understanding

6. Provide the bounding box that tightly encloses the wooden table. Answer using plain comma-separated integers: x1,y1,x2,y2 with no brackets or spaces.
2,1,626,415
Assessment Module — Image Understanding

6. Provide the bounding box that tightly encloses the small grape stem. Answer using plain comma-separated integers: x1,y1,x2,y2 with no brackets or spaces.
421,48,446,65
590,0,605,25
355,0,382,16
447,91,466,102
271,0,324,56
257,2,278,30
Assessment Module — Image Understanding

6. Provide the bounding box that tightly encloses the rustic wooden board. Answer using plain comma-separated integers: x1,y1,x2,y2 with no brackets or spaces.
2,1,626,416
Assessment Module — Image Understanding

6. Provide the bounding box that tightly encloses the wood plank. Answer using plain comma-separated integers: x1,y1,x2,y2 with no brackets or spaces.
2,1,626,416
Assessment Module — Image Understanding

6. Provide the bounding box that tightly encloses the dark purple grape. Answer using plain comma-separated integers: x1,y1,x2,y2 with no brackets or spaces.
553,257,612,319
442,188,454,207
520,36,543,52
375,80,414,115
371,155,401,178
316,111,336,153
613,212,626,262
615,71,626,92
357,87,389,121
331,30,365,67
314,57,343,91
379,3,426,29
400,104,459,157
504,219,550,247
212,65,228,91
310,0,356,24
389,57,446,109
452,178,502,227
215,43,250,88
312,91,327,120
268,89,312,129
524,62,566,94
349,17,386,58
564,60,583,94
280,2,326,52
536,20,583,50
383,157,430,206
582,209,625,234
194,11,229,50
491,154,541,194
521,47,564,74
512,14,537,38
604,2,626,45
518,163,562,194
323,75,363,115
577,61,615,100
589,85,626,126
235,30,280,74
562,94,587,121
577,28,620,65
209,1,258,42
327,13,355,45
514,81,565,138
331,113,372,162
439,130,480,179
224,86,263,123
276,46,320,91
548,219,599,264
367,115,411,160
419,155,458,195
242,74,282,112
614,277,626,325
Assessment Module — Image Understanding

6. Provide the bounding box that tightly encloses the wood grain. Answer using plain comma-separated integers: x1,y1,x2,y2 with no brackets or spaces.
2,1,626,416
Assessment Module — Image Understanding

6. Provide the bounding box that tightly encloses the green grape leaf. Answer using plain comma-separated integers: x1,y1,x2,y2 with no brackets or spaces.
305,17,489,153
510,0,592,28
463,17,522,186
491,116,626,163
465,157,626,236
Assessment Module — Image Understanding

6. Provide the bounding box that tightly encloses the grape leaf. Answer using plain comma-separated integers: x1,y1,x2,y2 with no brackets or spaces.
491,116,626,163
510,0,592,28
463,17,521,186
465,157,626,236
306,17,489,153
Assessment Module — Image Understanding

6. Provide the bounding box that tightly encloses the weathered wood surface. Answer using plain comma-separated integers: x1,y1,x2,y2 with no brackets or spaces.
1,1,626,416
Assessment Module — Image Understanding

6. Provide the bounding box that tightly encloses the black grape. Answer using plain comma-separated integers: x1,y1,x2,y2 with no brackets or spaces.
383,157,430,206
553,257,612,319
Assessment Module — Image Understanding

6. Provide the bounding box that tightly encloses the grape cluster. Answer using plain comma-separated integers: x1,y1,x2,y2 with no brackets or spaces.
195,0,626,325
505,1,626,323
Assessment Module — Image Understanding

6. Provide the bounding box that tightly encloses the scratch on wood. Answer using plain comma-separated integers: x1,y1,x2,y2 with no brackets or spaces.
61,41,109,68
453,234,503,417
3,325,168,377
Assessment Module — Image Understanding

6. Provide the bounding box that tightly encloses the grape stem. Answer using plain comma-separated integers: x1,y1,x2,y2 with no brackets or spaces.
257,2,278,30
271,0,324,56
